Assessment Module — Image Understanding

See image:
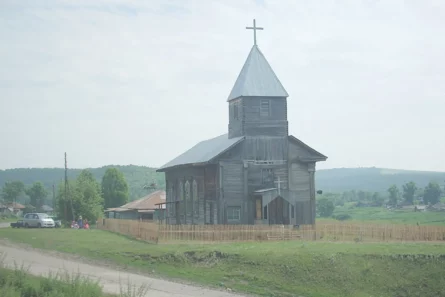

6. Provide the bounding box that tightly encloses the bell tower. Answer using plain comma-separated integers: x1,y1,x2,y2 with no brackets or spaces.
227,20,289,140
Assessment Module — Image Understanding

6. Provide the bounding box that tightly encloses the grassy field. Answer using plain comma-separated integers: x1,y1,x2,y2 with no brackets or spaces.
0,228,444,297
0,255,148,297
319,206,445,226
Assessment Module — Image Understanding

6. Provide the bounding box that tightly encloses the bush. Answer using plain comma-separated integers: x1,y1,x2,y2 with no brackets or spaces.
332,214,352,221
317,198,335,217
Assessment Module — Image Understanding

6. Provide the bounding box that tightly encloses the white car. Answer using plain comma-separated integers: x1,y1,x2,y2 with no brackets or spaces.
23,213,55,228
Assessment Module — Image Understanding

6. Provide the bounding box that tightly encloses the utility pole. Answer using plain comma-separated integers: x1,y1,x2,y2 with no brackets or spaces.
52,184,55,211
64,152,68,221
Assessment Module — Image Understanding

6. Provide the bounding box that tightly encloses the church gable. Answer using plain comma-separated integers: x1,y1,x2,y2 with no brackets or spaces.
288,135,327,163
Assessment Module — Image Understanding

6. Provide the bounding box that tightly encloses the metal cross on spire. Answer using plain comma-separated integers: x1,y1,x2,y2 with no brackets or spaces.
246,19,264,46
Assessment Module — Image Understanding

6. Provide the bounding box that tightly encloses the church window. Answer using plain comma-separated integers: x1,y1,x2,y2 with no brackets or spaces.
261,168,274,184
192,180,198,216
178,181,184,216
233,104,239,120
185,180,190,215
185,181,190,199
227,206,241,222
178,181,183,201
260,99,270,117
263,206,268,219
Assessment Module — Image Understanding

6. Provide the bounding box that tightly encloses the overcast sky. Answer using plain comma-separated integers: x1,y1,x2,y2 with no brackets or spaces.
1,0,444,172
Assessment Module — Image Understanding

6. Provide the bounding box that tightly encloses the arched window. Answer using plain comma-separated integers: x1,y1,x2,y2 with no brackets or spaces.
185,180,190,218
178,181,183,201
178,181,184,218
192,180,198,216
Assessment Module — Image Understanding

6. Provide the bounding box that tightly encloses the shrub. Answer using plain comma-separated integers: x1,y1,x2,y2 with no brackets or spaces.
333,214,352,221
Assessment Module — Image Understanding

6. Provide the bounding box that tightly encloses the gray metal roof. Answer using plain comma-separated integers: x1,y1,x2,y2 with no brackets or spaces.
157,134,244,171
227,45,289,101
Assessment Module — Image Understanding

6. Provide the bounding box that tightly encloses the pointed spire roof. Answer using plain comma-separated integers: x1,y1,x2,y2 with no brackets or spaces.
227,45,289,101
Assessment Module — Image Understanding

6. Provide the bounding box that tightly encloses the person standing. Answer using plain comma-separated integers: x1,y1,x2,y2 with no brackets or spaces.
77,215,83,229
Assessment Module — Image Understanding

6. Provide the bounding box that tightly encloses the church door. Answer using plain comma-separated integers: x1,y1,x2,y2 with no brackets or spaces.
268,196,290,225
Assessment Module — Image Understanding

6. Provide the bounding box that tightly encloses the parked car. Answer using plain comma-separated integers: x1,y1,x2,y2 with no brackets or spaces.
48,215,62,228
23,213,55,228
10,220,25,228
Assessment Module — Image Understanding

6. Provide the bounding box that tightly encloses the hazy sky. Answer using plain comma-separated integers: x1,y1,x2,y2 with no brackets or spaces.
1,0,444,171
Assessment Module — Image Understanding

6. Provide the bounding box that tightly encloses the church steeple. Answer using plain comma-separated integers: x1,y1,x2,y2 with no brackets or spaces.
228,19,289,139
227,45,289,101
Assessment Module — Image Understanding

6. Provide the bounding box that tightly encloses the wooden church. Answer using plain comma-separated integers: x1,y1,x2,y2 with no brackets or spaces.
157,20,327,225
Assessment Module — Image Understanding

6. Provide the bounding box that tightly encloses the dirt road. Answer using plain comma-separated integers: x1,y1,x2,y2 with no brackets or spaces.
0,242,247,297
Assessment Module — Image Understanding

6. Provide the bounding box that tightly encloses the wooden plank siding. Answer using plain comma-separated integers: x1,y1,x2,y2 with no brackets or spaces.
288,139,317,225
228,98,244,138
219,161,245,224
164,165,218,225
228,97,288,139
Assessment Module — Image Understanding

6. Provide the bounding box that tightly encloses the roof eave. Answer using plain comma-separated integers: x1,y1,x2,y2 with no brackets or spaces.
227,94,289,102
299,157,328,163
156,161,210,173
288,135,328,160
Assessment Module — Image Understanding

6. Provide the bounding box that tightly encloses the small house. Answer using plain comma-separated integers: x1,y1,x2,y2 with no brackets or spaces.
105,190,166,221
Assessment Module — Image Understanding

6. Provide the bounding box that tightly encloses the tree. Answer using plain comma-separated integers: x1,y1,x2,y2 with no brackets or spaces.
371,192,384,207
25,182,48,209
55,170,104,222
387,185,399,206
1,181,25,204
423,182,442,205
402,181,417,205
101,168,129,209
316,198,335,217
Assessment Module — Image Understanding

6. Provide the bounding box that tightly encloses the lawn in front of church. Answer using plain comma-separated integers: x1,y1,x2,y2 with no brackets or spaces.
1,227,444,297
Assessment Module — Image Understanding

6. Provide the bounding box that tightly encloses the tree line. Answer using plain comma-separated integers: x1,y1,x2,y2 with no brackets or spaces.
316,180,444,218
1,167,131,223
0,165,165,201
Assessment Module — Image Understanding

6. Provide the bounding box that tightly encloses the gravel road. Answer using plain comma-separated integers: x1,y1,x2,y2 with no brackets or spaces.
0,241,247,297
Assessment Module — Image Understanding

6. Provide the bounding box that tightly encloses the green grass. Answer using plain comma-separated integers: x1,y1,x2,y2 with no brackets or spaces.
0,257,148,297
1,228,445,297
319,206,445,226
0,265,106,297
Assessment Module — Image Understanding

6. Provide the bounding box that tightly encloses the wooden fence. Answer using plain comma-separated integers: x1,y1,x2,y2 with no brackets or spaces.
97,219,445,244
97,218,159,243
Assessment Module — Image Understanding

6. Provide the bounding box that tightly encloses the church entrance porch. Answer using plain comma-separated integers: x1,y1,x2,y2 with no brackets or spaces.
268,196,290,225
253,188,294,225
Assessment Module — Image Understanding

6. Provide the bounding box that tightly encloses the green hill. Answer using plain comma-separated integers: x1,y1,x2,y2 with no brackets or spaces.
0,165,165,202
1,166,444,203
316,167,445,193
